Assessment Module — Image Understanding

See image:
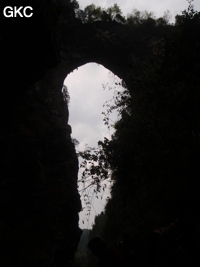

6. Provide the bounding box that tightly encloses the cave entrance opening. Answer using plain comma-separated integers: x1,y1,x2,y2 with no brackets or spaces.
63,62,124,230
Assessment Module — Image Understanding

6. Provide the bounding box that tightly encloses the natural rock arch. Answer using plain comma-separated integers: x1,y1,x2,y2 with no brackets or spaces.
0,4,165,264
0,24,141,265
2,1,199,266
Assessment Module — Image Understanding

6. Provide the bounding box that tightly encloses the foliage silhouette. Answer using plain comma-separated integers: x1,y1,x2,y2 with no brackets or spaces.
69,2,200,266
75,3,125,24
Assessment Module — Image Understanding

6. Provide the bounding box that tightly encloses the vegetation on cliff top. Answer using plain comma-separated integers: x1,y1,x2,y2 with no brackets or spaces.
74,2,200,266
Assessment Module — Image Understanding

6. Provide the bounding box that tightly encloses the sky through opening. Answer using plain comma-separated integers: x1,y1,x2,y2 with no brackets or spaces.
64,63,123,229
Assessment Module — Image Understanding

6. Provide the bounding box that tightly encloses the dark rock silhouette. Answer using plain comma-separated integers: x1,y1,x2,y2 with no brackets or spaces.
88,237,130,267
1,0,200,266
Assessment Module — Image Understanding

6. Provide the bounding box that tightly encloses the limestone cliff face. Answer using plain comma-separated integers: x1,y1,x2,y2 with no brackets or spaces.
0,63,82,266
2,1,199,266
1,1,82,266
0,2,165,264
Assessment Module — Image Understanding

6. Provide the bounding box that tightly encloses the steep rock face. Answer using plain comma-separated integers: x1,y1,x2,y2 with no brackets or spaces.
1,1,83,266
0,12,174,266
1,14,156,263
0,63,82,266
1,1,200,266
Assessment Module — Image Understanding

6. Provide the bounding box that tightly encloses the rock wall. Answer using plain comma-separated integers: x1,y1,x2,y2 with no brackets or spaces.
0,62,82,266
1,1,83,266
1,1,199,266
0,4,168,265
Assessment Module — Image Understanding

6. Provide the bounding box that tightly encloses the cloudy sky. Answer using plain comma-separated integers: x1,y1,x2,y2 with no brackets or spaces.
64,64,120,229
64,0,200,229
77,0,200,22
